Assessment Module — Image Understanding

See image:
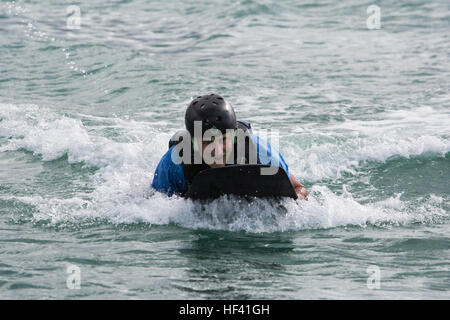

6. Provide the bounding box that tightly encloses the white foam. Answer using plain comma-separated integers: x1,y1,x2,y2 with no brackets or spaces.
0,103,167,169
287,134,450,182
285,106,450,182
6,185,448,233
1,103,449,232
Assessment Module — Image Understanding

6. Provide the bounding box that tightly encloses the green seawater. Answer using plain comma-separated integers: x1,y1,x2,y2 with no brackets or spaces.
0,0,449,299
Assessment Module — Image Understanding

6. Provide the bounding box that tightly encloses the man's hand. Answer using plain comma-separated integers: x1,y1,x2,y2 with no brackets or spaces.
289,174,308,200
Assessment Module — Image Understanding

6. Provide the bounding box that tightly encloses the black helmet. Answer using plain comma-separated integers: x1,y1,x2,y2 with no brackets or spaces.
185,94,237,136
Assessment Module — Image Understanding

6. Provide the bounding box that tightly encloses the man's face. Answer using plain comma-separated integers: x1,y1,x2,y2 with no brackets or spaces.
199,131,234,168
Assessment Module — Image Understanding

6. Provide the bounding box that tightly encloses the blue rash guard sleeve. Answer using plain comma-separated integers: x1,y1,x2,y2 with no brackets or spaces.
250,134,290,177
151,146,187,196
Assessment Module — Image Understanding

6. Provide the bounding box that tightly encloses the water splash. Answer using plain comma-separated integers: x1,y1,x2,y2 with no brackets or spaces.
1,103,448,233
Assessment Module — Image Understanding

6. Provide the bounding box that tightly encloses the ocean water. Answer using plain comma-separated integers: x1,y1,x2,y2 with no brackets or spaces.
0,0,449,299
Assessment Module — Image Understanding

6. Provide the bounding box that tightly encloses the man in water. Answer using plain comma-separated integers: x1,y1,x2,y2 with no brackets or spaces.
151,94,308,200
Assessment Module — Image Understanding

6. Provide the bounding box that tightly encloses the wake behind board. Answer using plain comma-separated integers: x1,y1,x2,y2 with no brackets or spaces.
184,164,297,200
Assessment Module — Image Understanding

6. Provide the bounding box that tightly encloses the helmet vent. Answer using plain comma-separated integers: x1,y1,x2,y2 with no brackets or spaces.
200,104,205,109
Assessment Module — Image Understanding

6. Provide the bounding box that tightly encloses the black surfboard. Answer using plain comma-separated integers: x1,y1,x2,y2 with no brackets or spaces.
184,164,297,200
